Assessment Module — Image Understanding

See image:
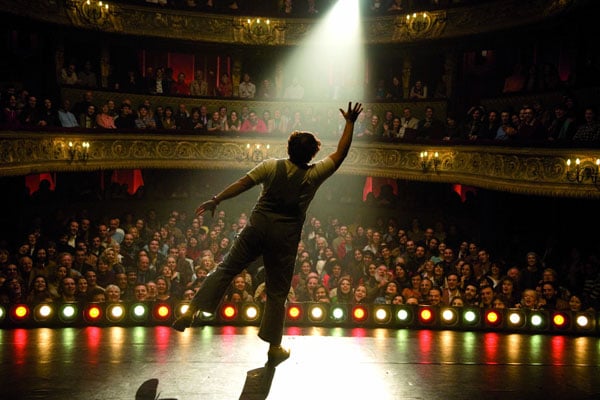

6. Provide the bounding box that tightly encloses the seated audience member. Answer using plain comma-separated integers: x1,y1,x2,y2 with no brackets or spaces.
58,99,79,128
115,102,137,129
61,63,79,86
96,103,117,129
190,70,208,97
135,105,157,129
417,106,444,139
238,73,256,99
409,80,427,99
19,95,42,126
572,107,600,142
547,103,576,141
216,73,233,98
495,110,516,140
240,111,267,133
161,106,177,129
79,105,97,129
78,61,98,88
171,72,191,96
38,98,59,127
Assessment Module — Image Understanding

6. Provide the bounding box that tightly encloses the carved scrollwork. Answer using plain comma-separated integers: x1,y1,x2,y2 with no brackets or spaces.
1,132,600,199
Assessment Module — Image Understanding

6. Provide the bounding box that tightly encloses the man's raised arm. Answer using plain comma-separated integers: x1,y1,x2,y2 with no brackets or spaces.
329,102,363,170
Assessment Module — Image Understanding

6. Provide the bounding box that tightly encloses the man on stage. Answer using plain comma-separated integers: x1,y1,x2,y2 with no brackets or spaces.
172,101,363,367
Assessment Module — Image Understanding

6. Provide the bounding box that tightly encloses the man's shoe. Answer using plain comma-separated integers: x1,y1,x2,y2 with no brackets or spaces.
172,313,193,332
266,346,290,367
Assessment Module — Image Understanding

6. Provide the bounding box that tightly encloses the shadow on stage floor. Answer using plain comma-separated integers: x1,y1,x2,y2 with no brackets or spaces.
2,325,600,399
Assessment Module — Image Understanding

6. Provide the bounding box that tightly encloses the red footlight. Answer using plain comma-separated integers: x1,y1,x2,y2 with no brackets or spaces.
484,310,503,328
351,305,369,323
220,304,238,321
153,303,172,322
286,304,303,322
84,304,103,324
11,304,30,322
551,312,570,330
417,306,435,325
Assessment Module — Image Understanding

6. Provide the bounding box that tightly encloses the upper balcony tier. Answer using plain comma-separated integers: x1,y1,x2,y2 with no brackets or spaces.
3,91,600,200
0,0,587,46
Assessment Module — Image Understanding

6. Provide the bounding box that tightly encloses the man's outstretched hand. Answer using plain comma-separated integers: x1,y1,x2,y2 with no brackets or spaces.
195,199,217,217
339,102,363,123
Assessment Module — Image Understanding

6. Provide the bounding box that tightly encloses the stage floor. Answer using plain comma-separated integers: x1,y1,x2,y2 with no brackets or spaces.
1,326,599,399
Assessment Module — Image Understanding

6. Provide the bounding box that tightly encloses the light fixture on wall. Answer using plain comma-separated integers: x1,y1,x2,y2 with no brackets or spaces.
419,151,440,172
239,143,270,163
81,0,111,23
566,158,599,184
242,18,276,44
68,141,90,162
403,12,431,34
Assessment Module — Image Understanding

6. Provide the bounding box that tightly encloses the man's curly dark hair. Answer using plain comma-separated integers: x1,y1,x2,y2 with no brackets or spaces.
287,131,321,165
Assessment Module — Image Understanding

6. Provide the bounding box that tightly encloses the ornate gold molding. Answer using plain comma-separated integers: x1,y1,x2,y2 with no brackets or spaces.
0,0,583,45
1,131,599,199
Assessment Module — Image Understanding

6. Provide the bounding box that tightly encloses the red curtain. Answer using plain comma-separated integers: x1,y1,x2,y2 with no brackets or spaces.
168,53,195,84
25,173,55,195
452,184,477,203
363,176,398,201
111,169,144,195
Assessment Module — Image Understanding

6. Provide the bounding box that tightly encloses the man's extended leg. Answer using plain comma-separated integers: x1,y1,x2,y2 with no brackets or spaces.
173,226,262,331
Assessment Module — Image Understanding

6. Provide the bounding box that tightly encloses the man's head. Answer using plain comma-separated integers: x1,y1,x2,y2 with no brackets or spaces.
288,131,321,165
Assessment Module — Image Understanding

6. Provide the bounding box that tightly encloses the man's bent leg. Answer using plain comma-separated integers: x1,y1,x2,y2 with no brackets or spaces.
259,248,296,367
258,247,296,345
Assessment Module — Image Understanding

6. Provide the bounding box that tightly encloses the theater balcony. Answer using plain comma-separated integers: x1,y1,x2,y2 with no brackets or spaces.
0,0,598,200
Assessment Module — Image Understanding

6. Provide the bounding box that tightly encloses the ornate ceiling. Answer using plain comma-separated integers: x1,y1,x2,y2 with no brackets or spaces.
0,0,583,46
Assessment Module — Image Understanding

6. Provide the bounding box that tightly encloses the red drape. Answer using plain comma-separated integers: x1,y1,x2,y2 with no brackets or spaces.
168,53,195,84
452,184,478,203
25,173,55,195
363,176,398,201
111,169,144,195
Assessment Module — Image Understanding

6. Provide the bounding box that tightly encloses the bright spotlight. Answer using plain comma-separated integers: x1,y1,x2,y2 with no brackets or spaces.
280,0,364,103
